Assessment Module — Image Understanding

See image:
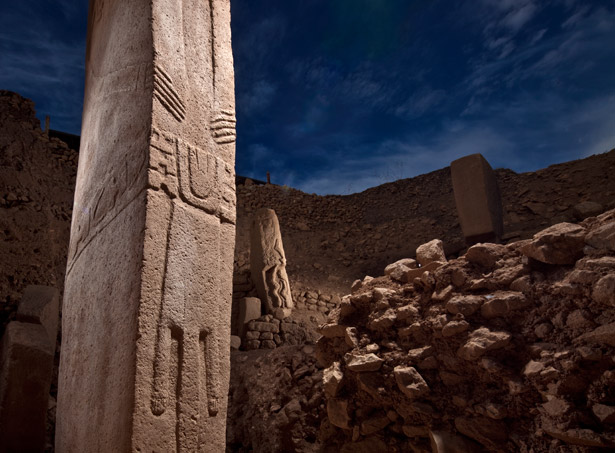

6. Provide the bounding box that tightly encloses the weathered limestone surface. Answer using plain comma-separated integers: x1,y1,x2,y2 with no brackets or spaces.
56,0,236,451
0,321,54,452
451,153,503,245
17,284,59,349
250,208,293,317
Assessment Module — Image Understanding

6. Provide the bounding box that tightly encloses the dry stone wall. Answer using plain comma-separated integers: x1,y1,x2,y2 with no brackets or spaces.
316,209,615,452
243,315,319,351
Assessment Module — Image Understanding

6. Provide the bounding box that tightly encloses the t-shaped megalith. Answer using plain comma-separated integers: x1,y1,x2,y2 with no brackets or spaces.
451,153,504,245
250,208,293,318
56,1,237,451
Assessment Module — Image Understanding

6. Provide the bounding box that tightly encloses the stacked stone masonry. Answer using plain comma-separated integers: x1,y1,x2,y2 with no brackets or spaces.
243,315,318,351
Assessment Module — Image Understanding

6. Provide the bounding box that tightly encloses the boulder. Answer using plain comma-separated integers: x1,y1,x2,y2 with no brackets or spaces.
520,222,586,264
585,221,615,251
345,353,383,372
465,243,505,268
416,239,446,266
573,201,603,219
393,366,429,399
458,328,511,361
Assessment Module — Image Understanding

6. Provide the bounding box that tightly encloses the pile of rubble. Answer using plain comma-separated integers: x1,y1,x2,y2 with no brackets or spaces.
317,210,615,452
226,345,326,452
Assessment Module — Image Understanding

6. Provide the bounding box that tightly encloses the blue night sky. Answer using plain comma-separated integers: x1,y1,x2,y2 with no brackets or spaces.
1,0,614,194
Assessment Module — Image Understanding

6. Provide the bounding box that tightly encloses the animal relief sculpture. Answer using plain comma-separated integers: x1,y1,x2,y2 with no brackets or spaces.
250,208,293,318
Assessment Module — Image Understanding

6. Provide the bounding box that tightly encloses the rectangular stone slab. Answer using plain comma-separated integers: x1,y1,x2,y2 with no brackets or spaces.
0,321,54,452
55,0,236,451
237,297,262,338
17,284,59,350
451,153,503,244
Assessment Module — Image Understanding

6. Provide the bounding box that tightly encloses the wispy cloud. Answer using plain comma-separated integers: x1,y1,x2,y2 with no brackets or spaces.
501,2,538,32
233,13,286,119
0,1,86,133
294,86,614,196
296,125,517,195
0,31,85,133
238,79,277,116
395,87,446,118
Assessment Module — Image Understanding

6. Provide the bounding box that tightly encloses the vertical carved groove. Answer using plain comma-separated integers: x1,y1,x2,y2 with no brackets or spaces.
199,330,219,417
151,201,176,416
172,326,184,453
209,0,216,89
151,325,171,416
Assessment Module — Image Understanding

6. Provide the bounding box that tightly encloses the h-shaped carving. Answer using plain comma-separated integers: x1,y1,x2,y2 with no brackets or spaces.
149,128,236,224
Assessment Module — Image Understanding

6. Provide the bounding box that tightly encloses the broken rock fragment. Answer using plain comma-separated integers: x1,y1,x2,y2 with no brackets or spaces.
592,404,615,424
446,295,483,317
465,243,505,268
480,291,529,319
416,239,446,266
454,416,508,451
585,220,615,251
393,366,429,399
575,322,615,346
457,327,511,361
345,353,383,372
323,362,344,398
384,258,417,282
592,274,615,306
520,222,586,264
327,398,352,429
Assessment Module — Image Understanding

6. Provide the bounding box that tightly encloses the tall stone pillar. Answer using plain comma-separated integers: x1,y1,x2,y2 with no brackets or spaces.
451,153,503,245
250,208,293,318
56,1,236,451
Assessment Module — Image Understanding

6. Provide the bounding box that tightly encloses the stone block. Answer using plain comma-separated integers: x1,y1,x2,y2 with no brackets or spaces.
17,284,59,349
230,336,241,350
0,321,54,452
451,154,503,245
237,297,261,337
261,340,276,349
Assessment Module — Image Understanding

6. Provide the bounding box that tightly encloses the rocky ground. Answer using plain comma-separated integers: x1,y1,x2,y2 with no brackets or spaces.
226,345,327,453
314,210,615,452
